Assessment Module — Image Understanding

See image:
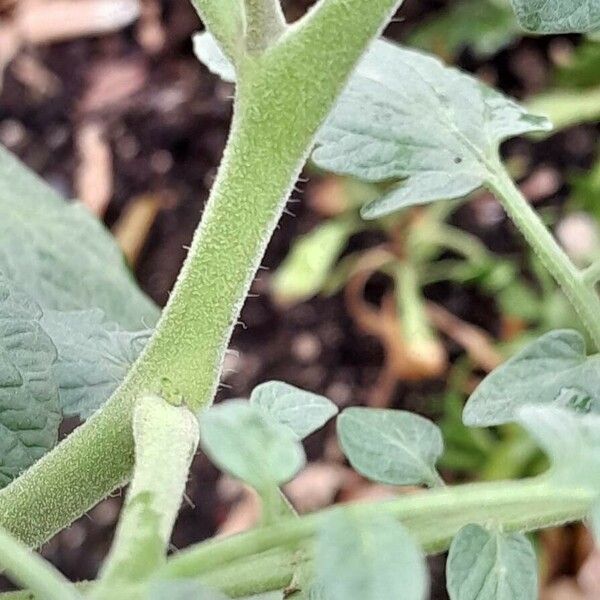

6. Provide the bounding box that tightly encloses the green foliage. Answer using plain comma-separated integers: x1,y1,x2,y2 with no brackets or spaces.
200,400,305,490
509,0,600,33
337,407,444,487
193,32,236,82
41,310,151,418
149,580,229,599
517,406,600,488
409,0,520,59
270,218,356,305
446,524,537,600
0,276,60,489
464,330,600,426
313,40,551,218
249,381,338,440
314,511,428,600
0,146,158,330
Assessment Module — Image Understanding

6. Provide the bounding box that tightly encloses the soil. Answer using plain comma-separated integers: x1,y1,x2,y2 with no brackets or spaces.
0,0,598,597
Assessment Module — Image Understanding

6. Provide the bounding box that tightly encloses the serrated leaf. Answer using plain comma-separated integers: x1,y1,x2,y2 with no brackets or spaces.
200,400,305,490
337,407,444,487
516,405,600,487
510,0,600,33
250,381,338,440
271,218,355,305
40,310,152,419
313,39,551,219
193,32,236,83
315,511,428,600
446,524,537,600
0,276,60,488
463,330,600,427
0,145,159,330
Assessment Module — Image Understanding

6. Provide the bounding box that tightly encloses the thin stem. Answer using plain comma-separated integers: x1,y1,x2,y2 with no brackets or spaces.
0,526,81,600
488,163,600,350
191,0,245,61
163,476,593,589
244,0,287,52
92,396,198,597
0,0,404,549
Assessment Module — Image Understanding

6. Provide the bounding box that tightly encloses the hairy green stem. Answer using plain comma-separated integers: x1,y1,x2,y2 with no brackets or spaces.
244,0,287,51
583,260,600,287
0,0,403,549
162,477,593,595
488,163,600,350
0,526,81,600
191,0,245,60
93,396,198,597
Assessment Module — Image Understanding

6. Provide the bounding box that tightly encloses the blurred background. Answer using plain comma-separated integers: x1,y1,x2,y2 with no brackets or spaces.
0,0,599,597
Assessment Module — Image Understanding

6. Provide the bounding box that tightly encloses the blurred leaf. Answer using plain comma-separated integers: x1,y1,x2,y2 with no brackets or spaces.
337,407,444,487
40,310,151,419
570,156,600,219
464,330,600,426
250,381,338,440
409,0,520,59
556,40,600,88
446,524,537,600
200,400,305,490
0,275,60,488
193,32,236,83
588,497,600,544
510,0,600,33
271,217,356,305
0,145,158,330
313,40,551,219
315,511,428,600
517,406,600,487
527,86,600,131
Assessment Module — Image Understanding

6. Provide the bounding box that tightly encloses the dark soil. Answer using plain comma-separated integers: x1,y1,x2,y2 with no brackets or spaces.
0,0,598,597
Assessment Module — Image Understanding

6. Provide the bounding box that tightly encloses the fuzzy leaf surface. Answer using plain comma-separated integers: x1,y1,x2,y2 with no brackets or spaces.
337,407,444,487
510,0,600,33
40,310,152,418
250,381,338,440
193,32,236,82
200,400,305,490
0,145,158,329
313,39,551,218
517,406,600,487
446,524,537,600
315,511,428,600
0,276,60,488
464,329,600,426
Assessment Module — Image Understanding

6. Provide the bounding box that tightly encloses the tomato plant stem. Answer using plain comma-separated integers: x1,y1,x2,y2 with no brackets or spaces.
489,163,600,350
0,0,404,549
162,477,593,596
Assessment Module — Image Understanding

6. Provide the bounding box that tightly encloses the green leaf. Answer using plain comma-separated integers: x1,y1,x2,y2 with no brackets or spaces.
271,217,355,305
446,524,537,600
312,39,551,219
40,310,151,419
315,510,428,600
0,275,60,488
250,381,338,440
509,0,600,33
0,145,159,330
517,405,600,487
337,407,444,487
193,32,236,83
409,0,521,60
464,330,600,427
199,400,305,490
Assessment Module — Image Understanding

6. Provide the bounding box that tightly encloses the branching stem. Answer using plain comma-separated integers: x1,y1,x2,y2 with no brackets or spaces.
244,0,287,51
